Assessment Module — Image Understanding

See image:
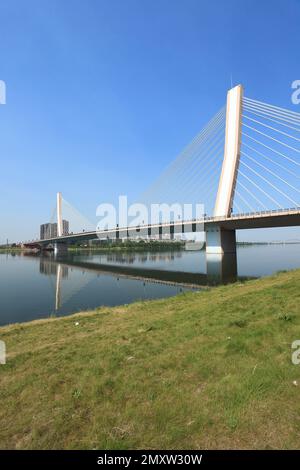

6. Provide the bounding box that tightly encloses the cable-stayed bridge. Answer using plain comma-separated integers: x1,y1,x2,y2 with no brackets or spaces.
23,84,300,259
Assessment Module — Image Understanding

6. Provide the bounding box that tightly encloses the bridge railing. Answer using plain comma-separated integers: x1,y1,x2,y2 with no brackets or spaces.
23,207,300,244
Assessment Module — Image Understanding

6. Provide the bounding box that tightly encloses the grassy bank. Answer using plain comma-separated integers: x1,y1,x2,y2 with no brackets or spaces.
1,270,300,449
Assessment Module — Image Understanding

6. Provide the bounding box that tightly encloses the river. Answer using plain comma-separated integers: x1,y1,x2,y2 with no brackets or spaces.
0,244,299,326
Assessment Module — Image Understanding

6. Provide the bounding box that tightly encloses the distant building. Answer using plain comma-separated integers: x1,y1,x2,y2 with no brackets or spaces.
40,220,69,240
62,219,69,236
40,223,52,240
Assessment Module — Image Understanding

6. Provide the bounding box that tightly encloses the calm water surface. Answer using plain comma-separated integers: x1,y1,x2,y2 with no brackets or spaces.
0,244,299,326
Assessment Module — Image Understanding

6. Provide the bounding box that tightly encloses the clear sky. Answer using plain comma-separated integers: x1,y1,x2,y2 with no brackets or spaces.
0,0,300,243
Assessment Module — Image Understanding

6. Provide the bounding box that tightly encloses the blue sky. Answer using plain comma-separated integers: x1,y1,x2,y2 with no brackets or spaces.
0,0,300,243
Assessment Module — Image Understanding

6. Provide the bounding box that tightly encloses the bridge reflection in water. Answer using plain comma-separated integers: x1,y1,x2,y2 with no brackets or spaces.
206,253,238,284
36,251,253,312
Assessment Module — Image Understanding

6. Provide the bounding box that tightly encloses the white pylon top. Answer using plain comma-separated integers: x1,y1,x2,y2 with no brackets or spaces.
57,192,63,237
214,84,243,218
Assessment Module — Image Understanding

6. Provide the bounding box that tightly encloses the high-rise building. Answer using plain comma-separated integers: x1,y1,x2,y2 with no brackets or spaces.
40,223,52,240
62,219,69,236
40,220,69,240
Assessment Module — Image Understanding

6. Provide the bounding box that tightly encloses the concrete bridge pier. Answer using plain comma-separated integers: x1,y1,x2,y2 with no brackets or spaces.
205,224,237,284
54,242,68,257
205,224,237,255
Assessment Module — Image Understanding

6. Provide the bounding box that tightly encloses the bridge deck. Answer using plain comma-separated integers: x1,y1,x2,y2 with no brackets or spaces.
25,208,300,246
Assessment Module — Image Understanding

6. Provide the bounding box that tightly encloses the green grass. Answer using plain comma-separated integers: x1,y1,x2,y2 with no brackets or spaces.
1,270,300,449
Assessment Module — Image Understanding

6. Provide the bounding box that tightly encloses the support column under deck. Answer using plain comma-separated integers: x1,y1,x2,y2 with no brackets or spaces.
205,224,236,255
54,242,68,257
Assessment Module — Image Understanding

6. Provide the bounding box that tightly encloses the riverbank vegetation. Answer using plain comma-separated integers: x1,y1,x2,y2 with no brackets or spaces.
0,269,300,449
68,239,185,252
0,247,22,253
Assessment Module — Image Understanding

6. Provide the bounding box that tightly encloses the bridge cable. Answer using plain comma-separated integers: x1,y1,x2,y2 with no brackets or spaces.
242,132,300,167
238,169,283,209
239,160,299,207
243,97,300,122
243,108,300,132
141,122,225,204
242,123,300,154
234,189,256,213
242,142,300,178
241,151,300,195
243,115,300,143
235,180,268,211
141,107,225,202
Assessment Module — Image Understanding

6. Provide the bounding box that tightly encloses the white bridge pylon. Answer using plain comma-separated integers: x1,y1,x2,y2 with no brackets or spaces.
206,84,243,255
57,191,63,237
214,84,243,218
